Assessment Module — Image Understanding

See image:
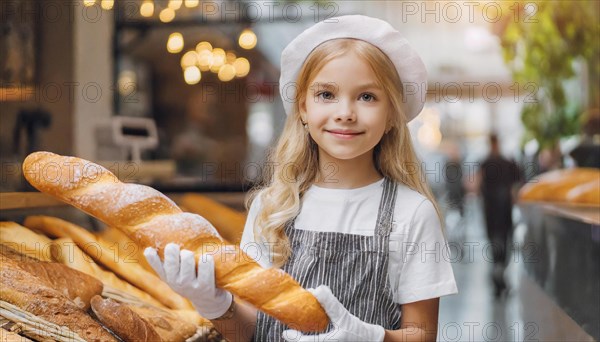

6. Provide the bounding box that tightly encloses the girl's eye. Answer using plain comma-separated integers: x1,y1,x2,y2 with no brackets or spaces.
360,93,376,102
317,91,334,100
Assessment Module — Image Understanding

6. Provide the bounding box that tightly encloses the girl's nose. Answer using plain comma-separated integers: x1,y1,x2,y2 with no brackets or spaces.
334,99,356,122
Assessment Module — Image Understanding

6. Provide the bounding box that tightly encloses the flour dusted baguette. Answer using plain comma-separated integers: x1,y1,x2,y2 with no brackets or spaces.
23,215,193,311
22,151,329,332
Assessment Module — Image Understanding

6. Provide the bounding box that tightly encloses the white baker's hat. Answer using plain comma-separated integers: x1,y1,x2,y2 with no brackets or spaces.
279,15,427,122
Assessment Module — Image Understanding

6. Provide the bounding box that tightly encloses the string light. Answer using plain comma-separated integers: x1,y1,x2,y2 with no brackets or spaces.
233,58,250,77
184,66,202,85
195,41,213,53
140,1,154,17
159,8,176,22
167,32,184,53
197,50,214,71
83,0,95,7
218,64,236,82
100,0,114,10
238,29,257,50
181,51,198,69
185,0,199,8
168,0,183,10
211,48,226,72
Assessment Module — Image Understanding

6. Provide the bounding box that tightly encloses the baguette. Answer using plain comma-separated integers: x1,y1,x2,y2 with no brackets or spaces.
0,222,54,262
180,193,246,244
0,244,102,310
22,151,329,332
0,249,116,341
50,237,167,309
518,168,600,203
90,296,198,342
96,226,154,273
23,215,193,311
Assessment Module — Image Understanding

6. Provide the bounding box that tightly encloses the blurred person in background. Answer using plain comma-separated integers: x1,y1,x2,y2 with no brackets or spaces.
478,133,523,298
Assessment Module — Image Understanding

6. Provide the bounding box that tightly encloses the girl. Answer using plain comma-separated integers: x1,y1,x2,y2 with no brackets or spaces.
145,15,457,342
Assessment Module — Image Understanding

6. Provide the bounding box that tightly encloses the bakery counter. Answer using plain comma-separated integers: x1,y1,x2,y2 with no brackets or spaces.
518,201,600,340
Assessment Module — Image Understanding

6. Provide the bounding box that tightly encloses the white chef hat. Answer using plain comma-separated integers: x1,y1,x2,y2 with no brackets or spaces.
279,15,427,122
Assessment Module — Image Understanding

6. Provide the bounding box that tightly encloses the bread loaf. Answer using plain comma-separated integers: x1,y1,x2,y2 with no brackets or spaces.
0,222,54,262
96,226,154,273
518,168,600,204
180,193,246,244
90,296,198,342
0,249,116,341
49,237,167,309
0,244,102,310
22,151,329,332
23,215,193,311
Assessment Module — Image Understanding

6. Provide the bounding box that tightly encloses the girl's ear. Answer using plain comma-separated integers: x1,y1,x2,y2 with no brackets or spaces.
299,101,307,123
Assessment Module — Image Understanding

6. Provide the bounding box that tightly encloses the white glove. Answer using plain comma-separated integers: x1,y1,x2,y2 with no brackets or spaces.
144,243,232,319
282,285,385,342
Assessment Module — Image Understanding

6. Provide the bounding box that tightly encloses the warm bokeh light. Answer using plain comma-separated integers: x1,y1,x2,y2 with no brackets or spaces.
184,66,201,85
167,32,184,53
118,70,137,96
168,0,183,10
140,1,154,17
180,51,198,69
195,41,213,53
83,0,95,7
197,50,214,71
184,0,199,8
238,29,257,50
233,57,250,77
100,0,114,10
211,48,226,72
159,8,176,23
218,64,236,82
226,51,237,64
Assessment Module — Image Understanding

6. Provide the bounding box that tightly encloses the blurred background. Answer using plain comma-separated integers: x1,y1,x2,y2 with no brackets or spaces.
1,1,599,341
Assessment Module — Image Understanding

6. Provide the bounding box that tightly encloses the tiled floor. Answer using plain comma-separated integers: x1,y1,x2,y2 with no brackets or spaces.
437,196,595,342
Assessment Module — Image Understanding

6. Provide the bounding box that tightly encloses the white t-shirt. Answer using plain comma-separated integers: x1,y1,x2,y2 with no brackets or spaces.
240,178,458,304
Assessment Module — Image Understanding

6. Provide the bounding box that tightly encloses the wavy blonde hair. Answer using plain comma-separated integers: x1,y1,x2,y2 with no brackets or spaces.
247,38,441,267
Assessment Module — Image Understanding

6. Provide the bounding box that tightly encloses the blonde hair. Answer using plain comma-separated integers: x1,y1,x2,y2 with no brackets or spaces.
247,39,441,267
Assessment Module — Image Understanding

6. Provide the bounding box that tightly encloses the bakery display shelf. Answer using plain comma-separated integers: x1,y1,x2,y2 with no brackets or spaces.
0,192,67,211
518,201,600,225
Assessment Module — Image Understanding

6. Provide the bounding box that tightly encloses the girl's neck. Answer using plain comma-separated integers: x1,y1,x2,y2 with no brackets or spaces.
313,152,383,189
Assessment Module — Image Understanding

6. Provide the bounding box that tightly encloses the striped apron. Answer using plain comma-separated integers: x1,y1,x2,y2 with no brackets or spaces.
254,178,401,341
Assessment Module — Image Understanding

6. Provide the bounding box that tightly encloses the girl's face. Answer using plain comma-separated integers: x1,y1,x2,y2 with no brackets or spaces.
301,52,391,165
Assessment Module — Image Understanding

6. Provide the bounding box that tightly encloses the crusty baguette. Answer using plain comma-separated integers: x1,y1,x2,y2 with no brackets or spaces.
95,226,154,273
566,179,600,205
90,296,198,342
22,151,329,332
0,251,116,341
180,193,247,244
90,296,162,342
0,222,54,262
22,215,193,311
50,237,167,309
518,168,600,203
0,244,102,310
